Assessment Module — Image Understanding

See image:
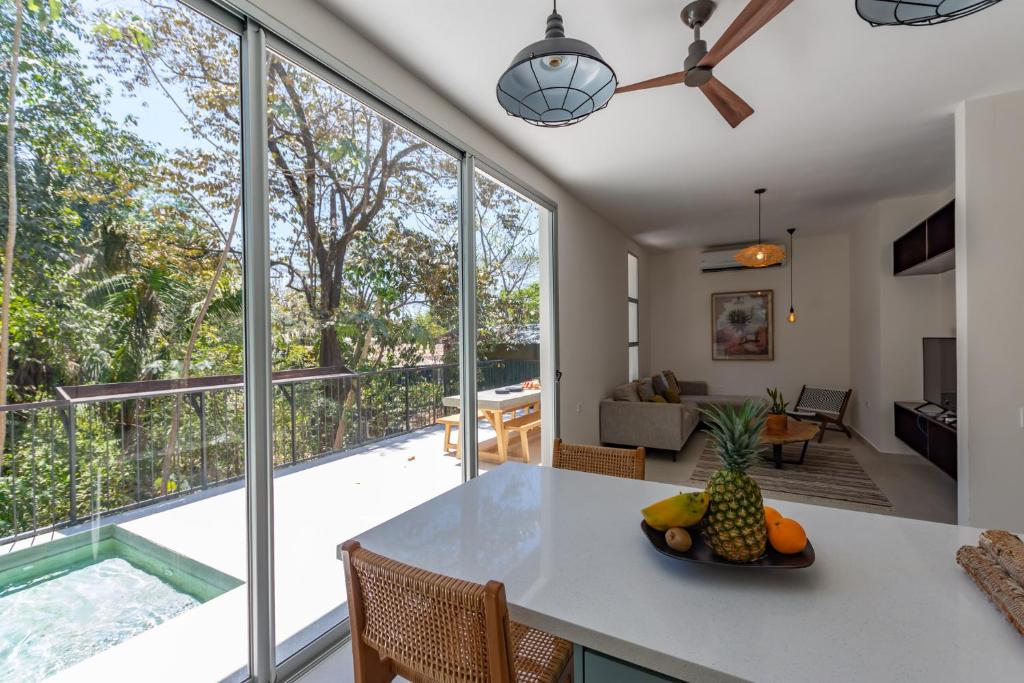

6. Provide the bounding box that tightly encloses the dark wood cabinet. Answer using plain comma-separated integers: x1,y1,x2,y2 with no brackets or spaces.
894,223,927,274
926,201,955,257
894,402,957,479
893,200,955,276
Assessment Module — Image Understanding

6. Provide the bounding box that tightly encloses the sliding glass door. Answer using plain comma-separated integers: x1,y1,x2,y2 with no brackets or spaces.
0,0,250,679
473,169,553,469
261,45,465,663
0,1,556,680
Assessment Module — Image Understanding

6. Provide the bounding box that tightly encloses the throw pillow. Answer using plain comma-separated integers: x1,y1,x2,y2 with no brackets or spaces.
636,377,656,402
612,383,640,402
662,369,680,394
648,395,667,403
663,388,681,404
651,373,669,397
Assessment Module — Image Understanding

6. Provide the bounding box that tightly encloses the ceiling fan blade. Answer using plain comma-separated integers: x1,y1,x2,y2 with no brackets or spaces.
698,78,754,128
699,0,795,68
615,71,687,94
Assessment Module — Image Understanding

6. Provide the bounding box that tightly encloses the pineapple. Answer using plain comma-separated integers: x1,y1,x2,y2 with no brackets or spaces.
700,400,769,562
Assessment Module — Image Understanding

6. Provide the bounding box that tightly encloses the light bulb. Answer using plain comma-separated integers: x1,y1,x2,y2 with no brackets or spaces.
788,308,797,324
542,55,567,70
756,250,765,261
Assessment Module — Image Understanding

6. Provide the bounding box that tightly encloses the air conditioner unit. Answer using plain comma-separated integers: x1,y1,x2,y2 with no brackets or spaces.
700,244,786,273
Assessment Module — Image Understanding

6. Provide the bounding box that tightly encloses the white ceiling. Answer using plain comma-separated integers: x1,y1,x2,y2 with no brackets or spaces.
317,0,1024,249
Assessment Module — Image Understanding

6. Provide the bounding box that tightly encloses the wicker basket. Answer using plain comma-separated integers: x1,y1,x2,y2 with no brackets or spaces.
957,530,1024,639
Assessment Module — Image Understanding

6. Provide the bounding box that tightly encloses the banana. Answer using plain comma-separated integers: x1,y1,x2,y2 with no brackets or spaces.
642,491,710,531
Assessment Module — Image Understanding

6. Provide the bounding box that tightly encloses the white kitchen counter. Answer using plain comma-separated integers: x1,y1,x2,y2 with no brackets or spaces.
341,462,1024,682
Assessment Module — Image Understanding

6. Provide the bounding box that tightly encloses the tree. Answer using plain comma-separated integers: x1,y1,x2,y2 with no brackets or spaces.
0,0,25,465
474,173,540,354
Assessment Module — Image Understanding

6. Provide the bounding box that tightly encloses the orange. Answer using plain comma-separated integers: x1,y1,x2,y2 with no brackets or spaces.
763,506,782,527
768,518,807,554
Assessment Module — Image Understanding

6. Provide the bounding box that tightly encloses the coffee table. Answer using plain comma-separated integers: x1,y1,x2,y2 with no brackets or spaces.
759,418,820,469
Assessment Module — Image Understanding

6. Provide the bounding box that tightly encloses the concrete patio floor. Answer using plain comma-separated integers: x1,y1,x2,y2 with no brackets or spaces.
16,420,539,682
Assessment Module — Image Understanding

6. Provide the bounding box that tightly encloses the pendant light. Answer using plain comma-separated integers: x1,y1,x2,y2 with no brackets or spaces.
734,189,785,268
496,1,617,127
856,0,1004,26
787,227,797,324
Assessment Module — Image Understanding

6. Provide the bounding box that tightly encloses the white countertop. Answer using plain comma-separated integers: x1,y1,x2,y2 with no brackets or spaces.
343,463,1024,683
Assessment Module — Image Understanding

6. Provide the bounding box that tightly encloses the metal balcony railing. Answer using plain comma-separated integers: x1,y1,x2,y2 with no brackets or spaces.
0,359,539,545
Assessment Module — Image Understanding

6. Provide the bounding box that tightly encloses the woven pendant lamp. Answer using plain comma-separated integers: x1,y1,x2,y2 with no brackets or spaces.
735,189,785,268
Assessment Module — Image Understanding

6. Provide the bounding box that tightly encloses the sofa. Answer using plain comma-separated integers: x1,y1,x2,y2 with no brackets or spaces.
599,379,761,454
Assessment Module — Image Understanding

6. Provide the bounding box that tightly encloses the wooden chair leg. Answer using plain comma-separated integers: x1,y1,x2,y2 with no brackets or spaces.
520,430,531,462
817,424,826,443
455,423,462,461
443,423,453,453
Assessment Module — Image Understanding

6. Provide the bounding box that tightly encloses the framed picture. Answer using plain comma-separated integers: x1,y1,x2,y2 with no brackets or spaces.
711,290,774,361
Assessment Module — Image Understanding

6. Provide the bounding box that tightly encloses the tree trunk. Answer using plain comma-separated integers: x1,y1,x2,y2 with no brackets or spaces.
0,0,25,470
160,198,240,494
318,325,342,369
331,323,373,450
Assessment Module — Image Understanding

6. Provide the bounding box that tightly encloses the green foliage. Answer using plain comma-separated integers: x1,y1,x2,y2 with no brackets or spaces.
0,0,542,537
766,387,788,415
701,400,768,473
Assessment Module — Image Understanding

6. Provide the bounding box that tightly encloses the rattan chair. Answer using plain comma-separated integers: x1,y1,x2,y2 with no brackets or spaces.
552,438,645,480
341,540,572,683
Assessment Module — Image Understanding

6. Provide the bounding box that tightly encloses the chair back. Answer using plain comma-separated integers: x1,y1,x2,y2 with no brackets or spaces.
552,438,645,480
342,540,515,683
793,386,852,418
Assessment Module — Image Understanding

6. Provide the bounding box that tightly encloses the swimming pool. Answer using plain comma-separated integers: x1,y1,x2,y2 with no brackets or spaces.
0,526,242,681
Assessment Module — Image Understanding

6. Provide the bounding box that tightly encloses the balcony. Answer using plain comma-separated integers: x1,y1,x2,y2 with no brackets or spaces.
0,360,540,681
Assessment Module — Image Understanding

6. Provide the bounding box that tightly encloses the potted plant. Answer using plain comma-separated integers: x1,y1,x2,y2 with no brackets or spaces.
765,387,788,434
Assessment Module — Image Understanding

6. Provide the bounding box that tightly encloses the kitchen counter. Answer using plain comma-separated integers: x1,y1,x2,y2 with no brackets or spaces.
340,462,1024,682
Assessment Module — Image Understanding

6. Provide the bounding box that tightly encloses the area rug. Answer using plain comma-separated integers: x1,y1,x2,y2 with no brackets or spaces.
690,442,894,510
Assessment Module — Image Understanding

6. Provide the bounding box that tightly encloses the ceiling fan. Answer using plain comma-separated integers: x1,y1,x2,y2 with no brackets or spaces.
615,0,795,128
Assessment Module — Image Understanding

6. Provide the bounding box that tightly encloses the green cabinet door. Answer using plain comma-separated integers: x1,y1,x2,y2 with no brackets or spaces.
574,644,687,683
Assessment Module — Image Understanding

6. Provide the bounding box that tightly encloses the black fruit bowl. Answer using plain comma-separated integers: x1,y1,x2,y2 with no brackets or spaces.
640,520,815,569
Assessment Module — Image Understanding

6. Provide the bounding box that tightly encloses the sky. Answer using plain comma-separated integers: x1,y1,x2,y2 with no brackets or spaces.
64,0,540,326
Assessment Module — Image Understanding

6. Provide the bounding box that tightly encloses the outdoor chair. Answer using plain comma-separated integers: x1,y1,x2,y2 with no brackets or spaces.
788,385,853,442
552,438,645,480
341,540,572,683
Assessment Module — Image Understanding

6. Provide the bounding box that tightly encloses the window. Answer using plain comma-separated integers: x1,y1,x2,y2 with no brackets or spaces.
474,169,547,467
0,0,248,678
0,0,557,679
628,252,639,381
264,47,464,663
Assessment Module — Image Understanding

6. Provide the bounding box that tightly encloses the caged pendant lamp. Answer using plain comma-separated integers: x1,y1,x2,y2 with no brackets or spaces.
856,0,1004,26
735,189,785,268
496,1,617,127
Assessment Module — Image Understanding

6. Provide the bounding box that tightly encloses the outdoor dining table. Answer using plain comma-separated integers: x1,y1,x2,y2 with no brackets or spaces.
442,387,540,462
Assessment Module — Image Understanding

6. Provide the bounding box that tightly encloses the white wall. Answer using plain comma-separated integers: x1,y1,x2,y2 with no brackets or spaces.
246,0,649,444
955,89,1024,530
847,189,957,454
649,233,850,405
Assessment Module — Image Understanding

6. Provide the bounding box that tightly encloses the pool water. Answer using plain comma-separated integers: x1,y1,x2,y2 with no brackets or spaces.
0,528,241,681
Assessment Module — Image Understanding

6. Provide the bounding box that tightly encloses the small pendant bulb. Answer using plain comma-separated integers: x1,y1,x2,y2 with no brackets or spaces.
787,227,797,324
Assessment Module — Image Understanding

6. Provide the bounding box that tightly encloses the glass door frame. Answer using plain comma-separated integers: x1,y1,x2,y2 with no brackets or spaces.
175,0,561,680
